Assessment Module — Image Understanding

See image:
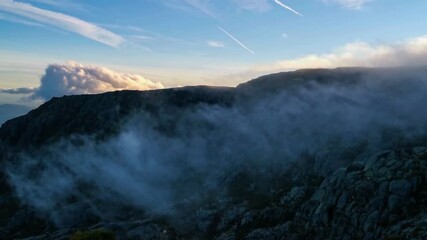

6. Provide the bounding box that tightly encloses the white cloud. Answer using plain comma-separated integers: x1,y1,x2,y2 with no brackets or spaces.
0,0,124,47
282,33,288,39
2,61,164,101
0,87,36,94
0,12,44,26
213,34,427,85
163,0,216,18
22,0,85,12
322,0,373,9
261,35,427,70
232,0,271,12
164,0,271,17
183,0,215,17
207,40,225,48
130,35,155,41
102,24,145,33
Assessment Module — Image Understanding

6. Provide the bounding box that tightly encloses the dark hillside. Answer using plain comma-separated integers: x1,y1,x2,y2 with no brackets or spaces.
0,67,426,239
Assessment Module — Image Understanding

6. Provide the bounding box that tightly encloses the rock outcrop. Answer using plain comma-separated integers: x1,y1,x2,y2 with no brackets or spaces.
15,147,426,240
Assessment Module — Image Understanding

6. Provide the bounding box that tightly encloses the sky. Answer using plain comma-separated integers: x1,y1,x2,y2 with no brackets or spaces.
1,0,427,107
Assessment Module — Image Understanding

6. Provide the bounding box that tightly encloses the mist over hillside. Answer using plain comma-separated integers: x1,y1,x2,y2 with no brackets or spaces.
1,67,427,239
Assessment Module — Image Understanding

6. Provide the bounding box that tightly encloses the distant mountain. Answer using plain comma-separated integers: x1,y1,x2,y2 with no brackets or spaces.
0,104,32,125
0,67,426,239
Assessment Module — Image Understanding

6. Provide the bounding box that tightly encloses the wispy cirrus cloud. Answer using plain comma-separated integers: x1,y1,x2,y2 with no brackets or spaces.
207,40,225,48
162,0,216,18
232,0,271,12
0,12,44,27
183,0,215,17
130,35,155,41
101,24,145,33
164,0,273,17
0,0,124,47
322,0,373,9
21,0,85,12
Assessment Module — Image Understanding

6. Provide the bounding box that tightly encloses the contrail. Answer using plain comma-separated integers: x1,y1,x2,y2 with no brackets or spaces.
274,0,303,16
217,26,254,54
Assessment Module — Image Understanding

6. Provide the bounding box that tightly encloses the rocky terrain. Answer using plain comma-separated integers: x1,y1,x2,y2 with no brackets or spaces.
0,67,426,239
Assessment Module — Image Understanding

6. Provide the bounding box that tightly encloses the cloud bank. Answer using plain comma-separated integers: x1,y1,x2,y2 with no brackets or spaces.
2,61,163,101
0,87,36,94
215,34,427,84
264,35,427,70
0,0,124,47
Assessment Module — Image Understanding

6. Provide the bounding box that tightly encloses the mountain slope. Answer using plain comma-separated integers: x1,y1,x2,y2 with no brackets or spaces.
0,86,234,152
0,67,426,239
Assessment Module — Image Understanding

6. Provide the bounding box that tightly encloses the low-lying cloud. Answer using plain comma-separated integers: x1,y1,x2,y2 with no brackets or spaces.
260,35,427,71
2,61,163,101
0,87,37,94
215,34,427,85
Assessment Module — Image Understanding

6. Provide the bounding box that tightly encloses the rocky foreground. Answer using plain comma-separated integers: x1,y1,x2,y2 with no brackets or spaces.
0,67,426,239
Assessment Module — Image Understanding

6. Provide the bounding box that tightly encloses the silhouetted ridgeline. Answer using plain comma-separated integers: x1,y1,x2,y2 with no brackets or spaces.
0,67,427,239
0,86,234,149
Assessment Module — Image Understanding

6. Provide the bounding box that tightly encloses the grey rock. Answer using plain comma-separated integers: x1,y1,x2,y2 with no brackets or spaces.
363,210,380,232
196,209,219,233
412,146,427,155
387,195,402,211
389,179,413,197
280,186,307,205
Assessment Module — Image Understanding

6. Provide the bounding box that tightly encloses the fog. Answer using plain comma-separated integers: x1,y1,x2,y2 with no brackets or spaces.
6,68,427,227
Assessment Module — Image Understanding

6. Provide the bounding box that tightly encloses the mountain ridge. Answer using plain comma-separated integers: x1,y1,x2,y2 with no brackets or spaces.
0,67,427,239
0,67,393,149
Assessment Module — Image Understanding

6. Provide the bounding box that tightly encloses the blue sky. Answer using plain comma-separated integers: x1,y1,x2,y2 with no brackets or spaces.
1,0,427,105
